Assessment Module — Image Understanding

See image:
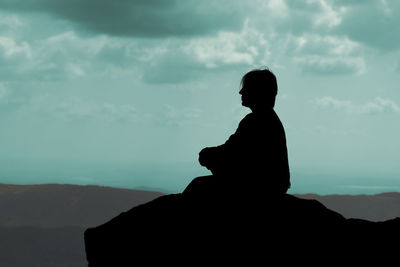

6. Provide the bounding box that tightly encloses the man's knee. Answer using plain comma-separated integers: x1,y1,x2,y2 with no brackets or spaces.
183,175,214,195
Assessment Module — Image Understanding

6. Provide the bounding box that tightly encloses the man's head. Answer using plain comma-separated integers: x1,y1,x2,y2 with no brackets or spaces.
239,68,278,110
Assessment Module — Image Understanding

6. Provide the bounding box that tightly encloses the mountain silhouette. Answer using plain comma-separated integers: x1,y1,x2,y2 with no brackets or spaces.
0,183,164,267
84,190,400,265
0,183,163,228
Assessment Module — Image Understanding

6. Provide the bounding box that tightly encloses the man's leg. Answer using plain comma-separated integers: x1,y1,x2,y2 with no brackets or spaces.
182,175,215,197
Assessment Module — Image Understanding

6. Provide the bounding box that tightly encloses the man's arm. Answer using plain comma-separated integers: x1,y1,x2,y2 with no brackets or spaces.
198,115,250,173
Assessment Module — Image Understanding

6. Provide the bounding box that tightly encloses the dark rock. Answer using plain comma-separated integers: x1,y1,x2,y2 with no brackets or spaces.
84,180,400,265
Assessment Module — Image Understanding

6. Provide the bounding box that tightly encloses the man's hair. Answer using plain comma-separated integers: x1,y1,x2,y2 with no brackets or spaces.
241,68,278,97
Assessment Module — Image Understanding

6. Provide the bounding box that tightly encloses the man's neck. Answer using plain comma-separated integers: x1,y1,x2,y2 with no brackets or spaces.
250,106,274,114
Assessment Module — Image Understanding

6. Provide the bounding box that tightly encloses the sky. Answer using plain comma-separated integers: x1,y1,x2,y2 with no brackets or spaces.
0,0,400,194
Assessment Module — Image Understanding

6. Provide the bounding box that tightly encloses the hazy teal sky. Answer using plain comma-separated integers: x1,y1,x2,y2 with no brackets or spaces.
1,0,400,194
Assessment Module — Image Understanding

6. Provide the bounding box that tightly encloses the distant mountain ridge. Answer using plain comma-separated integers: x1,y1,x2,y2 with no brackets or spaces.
1,183,399,227
0,183,164,228
0,183,164,267
296,192,400,221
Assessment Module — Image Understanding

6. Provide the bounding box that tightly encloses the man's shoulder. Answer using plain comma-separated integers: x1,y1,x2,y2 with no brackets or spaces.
238,112,256,127
244,110,279,122
237,110,285,132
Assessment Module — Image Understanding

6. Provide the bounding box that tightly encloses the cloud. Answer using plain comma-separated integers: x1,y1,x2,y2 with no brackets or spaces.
271,0,346,35
362,97,400,114
314,96,400,114
270,0,400,52
0,27,203,85
294,56,365,75
183,21,269,69
287,34,365,75
142,23,270,83
39,31,109,76
0,13,24,32
1,0,398,85
0,36,35,81
290,34,359,56
0,36,31,59
314,96,354,112
17,95,138,123
0,30,136,81
266,0,289,18
0,0,247,37
310,0,346,29
4,24,264,85
0,17,267,85
332,0,400,51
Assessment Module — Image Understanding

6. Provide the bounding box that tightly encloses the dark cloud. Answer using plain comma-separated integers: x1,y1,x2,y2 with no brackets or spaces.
270,0,400,52
140,24,268,84
0,0,246,37
272,0,339,35
332,1,400,51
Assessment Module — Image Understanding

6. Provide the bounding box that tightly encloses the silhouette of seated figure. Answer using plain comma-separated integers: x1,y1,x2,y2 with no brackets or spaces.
183,68,290,200
84,68,400,266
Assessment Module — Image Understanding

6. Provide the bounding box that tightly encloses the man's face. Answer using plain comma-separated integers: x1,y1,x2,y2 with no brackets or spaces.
240,83,275,109
239,85,254,108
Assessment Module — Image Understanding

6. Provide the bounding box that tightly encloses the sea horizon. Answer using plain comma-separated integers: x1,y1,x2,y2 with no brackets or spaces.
1,157,399,196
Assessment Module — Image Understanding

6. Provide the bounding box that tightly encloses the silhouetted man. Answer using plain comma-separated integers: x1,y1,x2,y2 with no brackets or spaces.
84,68,400,266
184,68,290,197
